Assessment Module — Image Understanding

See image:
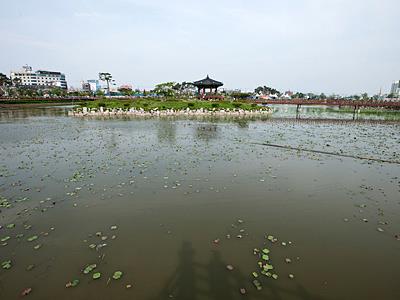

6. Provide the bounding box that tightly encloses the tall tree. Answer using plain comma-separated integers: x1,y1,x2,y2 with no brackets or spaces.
154,82,177,97
255,86,280,95
99,72,113,96
0,73,12,87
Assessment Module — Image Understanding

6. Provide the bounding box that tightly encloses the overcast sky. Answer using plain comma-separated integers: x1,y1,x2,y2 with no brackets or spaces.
0,0,399,95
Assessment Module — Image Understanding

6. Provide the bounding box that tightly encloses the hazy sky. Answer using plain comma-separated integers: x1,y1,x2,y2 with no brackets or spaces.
0,0,399,95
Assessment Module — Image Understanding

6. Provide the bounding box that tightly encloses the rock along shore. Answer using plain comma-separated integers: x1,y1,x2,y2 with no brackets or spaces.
69,107,272,117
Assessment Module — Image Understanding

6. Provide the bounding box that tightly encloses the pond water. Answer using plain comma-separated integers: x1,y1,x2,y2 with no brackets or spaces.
0,106,399,300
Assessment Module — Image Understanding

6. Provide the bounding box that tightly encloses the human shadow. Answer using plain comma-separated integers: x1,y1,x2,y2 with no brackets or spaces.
150,241,330,300
149,241,201,300
207,250,248,300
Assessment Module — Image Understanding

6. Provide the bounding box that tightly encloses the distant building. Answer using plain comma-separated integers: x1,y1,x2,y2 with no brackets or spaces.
390,80,400,96
81,79,101,93
82,82,91,92
10,65,67,89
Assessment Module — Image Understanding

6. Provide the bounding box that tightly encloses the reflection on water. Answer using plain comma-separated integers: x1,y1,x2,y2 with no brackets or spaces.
195,124,218,141
157,121,177,143
270,104,400,121
0,106,399,300
0,106,71,121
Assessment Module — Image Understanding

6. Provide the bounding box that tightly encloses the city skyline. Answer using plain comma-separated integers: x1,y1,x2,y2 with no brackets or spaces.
1,0,399,95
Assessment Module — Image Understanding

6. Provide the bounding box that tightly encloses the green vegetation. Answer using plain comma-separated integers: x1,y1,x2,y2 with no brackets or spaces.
81,98,265,111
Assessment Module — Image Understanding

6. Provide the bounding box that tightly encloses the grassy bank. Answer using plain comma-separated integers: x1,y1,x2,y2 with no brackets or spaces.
80,98,263,111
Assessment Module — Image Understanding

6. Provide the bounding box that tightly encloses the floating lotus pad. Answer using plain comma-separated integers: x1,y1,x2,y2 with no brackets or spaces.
1,236,10,243
263,264,274,271
262,248,270,254
92,272,101,279
261,271,272,277
27,235,38,242
66,279,80,288
83,264,97,274
2,260,12,270
253,279,262,290
112,271,123,280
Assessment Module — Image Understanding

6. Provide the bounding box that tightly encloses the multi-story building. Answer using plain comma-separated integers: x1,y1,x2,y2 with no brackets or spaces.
390,80,400,97
10,65,67,89
81,79,101,93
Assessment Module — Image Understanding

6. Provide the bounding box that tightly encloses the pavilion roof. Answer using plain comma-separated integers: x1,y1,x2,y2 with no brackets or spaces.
193,75,223,88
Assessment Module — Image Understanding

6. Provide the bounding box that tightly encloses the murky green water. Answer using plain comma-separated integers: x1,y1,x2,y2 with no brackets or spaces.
0,106,399,300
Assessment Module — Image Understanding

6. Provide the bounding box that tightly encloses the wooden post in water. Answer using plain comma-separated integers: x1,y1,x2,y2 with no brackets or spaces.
296,104,301,119
352,105,358,120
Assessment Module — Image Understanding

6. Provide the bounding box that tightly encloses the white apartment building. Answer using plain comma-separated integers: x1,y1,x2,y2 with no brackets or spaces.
390,80,400,96
10,65,68,89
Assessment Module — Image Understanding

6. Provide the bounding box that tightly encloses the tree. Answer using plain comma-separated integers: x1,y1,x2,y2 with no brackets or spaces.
255,86,280,96
49,87,67,97
230,92,252,100
153,82,177,97
0,73,12,87
361,93,369,100
95,90,105,97
18,88,37,98
0,73,12,96
118,86,134,96
12,77,21,87
319,93,327,99
176,82,196,95
99,72,113,96
291,92,305,99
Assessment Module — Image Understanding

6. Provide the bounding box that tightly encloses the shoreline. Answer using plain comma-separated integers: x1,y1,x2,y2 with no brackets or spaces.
69,107,272,117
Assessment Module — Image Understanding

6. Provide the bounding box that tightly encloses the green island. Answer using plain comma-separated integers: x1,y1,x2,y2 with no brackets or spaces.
79,98,264,111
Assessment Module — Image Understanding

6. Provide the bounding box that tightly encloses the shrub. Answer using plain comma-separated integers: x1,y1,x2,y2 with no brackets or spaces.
97,102,106,108
123,103,130,108
251,103,257,108
233,103,242,108
211,103,219,108
187,102,195,107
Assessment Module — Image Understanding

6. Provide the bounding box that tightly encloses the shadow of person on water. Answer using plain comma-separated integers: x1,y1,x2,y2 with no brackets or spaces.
149,240,329,300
